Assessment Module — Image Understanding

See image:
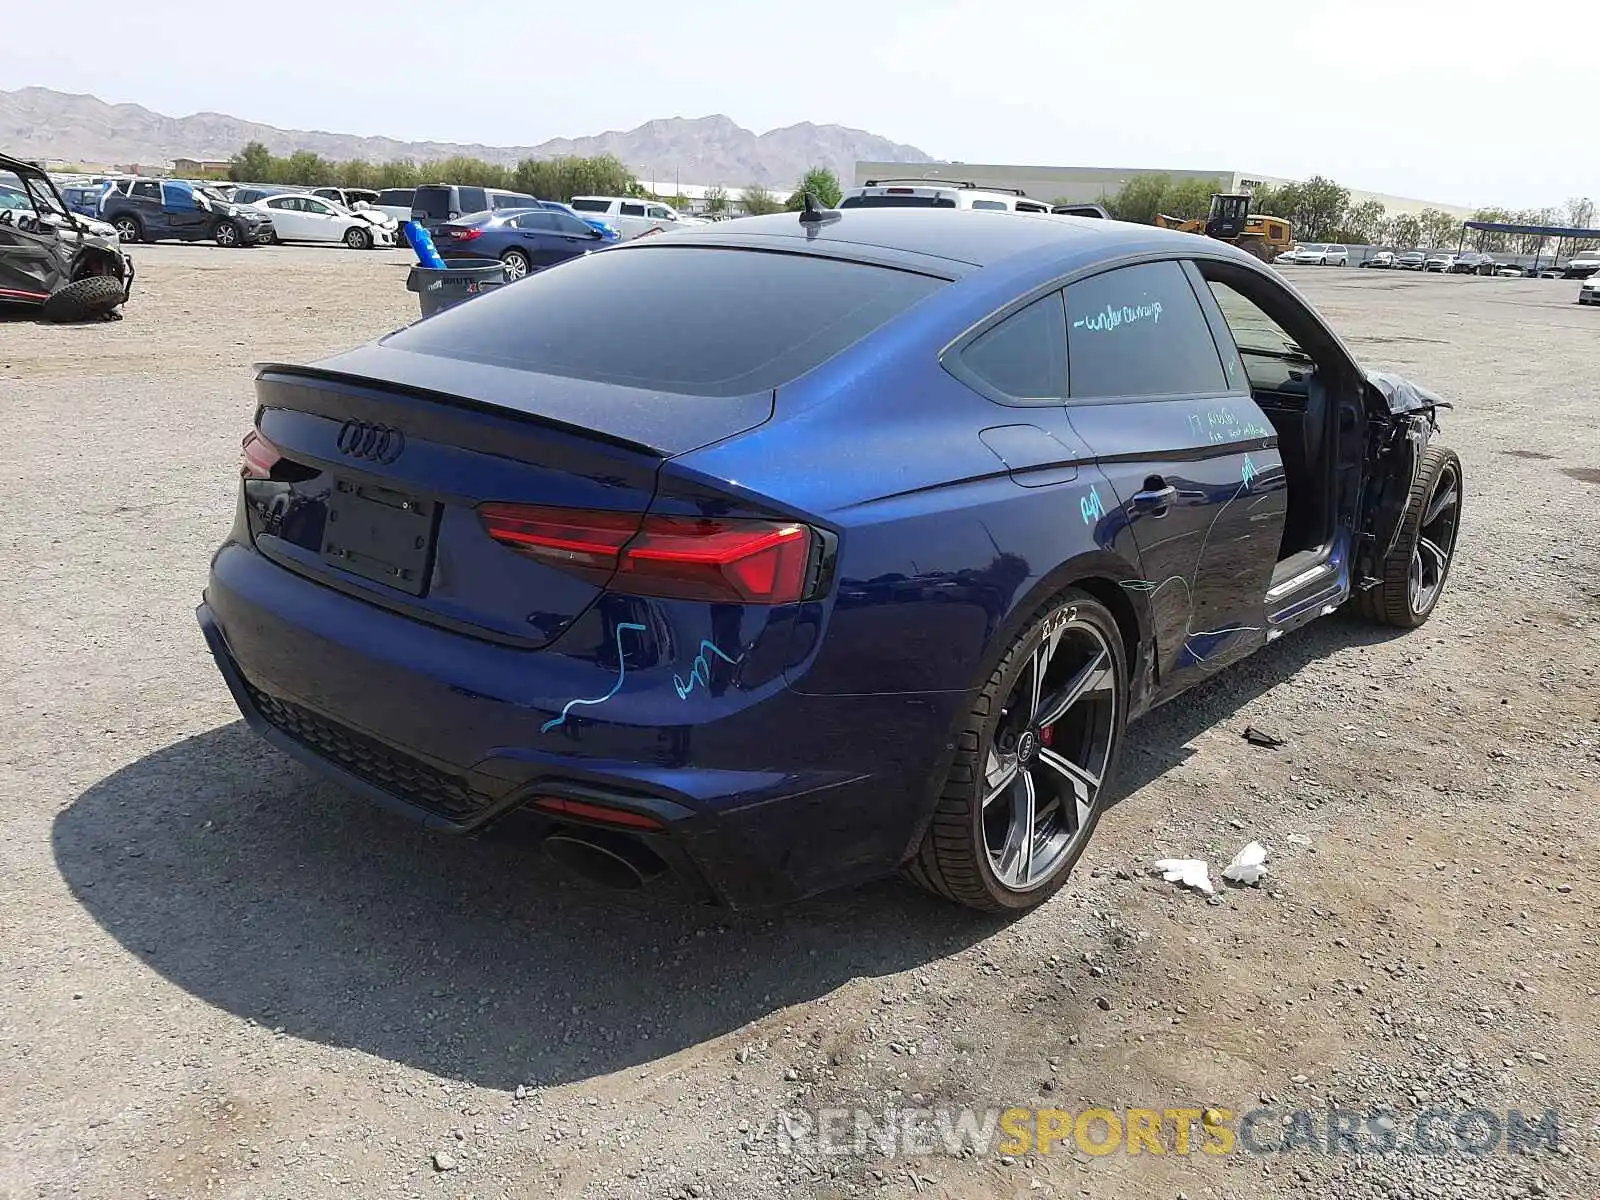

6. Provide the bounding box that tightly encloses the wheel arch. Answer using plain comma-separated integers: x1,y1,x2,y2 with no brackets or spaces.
69,245,126,282
894,547,1151,876
1001,548,1154,710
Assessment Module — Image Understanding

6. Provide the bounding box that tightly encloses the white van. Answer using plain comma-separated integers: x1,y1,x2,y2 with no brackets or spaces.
837,179,1054,214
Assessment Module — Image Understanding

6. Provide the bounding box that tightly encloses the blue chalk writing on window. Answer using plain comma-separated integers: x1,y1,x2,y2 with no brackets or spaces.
1072,300,1163,334
1241,454,1258,488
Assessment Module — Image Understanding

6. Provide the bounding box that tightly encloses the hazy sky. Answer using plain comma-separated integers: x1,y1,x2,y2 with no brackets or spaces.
4,0,1595,210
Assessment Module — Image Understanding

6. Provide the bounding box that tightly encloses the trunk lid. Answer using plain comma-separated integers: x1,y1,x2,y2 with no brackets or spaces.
246,356,773,648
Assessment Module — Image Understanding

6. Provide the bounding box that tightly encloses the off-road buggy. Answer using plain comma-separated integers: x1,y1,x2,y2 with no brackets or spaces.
0,153,134,322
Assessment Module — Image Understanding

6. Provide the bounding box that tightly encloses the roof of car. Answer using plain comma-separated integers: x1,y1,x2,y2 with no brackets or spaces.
645,207,1189,271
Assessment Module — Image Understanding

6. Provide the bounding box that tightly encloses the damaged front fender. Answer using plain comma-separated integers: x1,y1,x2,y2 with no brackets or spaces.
1354,370,1451,586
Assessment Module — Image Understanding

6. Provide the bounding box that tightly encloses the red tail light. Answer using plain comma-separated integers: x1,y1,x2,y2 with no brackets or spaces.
447,227,480,240
478,503,816,604
240,429,281,479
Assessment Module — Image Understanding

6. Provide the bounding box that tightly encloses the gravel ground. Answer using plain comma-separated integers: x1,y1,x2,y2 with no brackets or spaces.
0,245,1596,1200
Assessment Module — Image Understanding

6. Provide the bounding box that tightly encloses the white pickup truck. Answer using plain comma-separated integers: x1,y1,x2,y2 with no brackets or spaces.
567,196,704,240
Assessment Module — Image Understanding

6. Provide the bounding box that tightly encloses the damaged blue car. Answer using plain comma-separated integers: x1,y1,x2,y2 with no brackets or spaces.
197,207,1461,912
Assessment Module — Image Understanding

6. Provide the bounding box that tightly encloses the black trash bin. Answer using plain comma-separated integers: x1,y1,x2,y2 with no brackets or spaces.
405,257,511,319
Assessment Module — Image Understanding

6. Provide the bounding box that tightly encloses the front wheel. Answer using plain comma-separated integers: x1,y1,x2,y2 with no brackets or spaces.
344,225,372,250
1356,446,1462,629
112,216,141,244
905,589,1127,912
41,275,126,323
500,248,531,279
215,220,241,248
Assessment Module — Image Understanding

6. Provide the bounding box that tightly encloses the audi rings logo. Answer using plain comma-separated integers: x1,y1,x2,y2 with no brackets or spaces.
336,420,405,464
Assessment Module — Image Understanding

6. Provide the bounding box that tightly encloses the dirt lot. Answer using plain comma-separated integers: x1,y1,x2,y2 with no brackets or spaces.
1,245,1596,1200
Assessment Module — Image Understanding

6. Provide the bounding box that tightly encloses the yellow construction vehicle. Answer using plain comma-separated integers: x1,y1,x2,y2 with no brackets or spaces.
1155,193,1292,262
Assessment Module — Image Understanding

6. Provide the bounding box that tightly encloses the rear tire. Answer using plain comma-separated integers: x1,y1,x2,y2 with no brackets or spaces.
501,248,531,279
41,275,126,323
1356,445,1462,629
905,589,1127,913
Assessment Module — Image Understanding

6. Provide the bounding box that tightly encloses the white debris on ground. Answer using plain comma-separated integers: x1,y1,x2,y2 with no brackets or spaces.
1223,840,1270,885
1151,857,1214,894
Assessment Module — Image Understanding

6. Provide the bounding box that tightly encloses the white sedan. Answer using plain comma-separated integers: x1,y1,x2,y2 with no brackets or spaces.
251,192,397,249
1275,243,1348,266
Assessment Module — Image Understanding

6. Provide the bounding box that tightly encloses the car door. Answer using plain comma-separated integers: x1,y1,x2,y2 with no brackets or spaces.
507,211,565,267
298,196,345,241
127,180,166,237
1059,258,1285,698
263,196,309,240
161,182,207,239
0,190,59,298
548,211,598,262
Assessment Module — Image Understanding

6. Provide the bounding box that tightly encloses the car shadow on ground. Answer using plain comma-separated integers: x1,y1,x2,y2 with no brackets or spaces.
51,613,1402,1091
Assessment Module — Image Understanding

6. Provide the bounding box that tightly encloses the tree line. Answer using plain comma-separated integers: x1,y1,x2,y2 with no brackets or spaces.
225,146,1594,253
1098,172,1596,253
227,142,846,217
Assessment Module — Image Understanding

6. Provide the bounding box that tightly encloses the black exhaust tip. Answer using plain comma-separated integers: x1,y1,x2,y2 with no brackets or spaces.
543,828,667,890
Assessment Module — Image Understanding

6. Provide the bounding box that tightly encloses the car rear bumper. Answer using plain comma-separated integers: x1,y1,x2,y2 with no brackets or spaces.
198,541,964,907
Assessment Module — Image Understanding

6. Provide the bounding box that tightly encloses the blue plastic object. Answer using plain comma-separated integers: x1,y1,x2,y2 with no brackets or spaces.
403,221,447,270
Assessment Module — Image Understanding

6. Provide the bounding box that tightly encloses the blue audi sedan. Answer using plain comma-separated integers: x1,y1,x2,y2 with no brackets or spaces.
433,207,615,279
199,208,1461,912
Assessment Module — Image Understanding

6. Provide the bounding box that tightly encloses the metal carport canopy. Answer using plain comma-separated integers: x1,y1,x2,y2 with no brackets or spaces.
1464,220,1600,239
1460,220,1599,270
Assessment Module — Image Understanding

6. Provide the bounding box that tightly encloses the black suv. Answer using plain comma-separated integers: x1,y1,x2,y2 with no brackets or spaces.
102,179,273,247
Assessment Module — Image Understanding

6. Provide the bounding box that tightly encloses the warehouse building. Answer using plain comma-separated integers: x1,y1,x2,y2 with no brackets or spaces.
852,161,1474,219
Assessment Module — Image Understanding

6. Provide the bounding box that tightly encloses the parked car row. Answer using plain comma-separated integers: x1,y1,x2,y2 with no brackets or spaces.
1284,242,1596,278
89,178,397,249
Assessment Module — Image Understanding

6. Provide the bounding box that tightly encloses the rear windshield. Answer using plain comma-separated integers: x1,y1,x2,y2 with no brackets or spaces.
385,246,946,397
840,194,957,209
412,186,453,218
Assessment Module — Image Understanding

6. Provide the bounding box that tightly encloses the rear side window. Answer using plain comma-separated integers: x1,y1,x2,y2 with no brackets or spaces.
953,292,1067,403
459,187,488,214
377,189,413,205
385,246,946,397
569,198,608,212
511,212,560,230
1065,261,1227,400
621,201,647,216
970,200,1008,211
